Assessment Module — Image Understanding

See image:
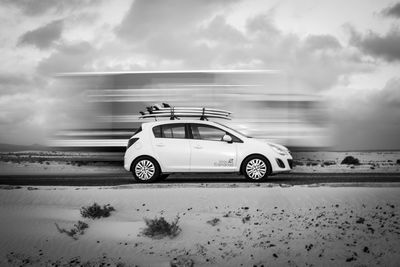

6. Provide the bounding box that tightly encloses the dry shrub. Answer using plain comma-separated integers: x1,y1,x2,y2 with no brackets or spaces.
142,216,181,239
80,203,115,219
206,218,220,226
55,221,89,240
341,156,360,165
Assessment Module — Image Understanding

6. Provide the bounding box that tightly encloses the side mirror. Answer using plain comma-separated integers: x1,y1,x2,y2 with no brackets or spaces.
222,134,233,143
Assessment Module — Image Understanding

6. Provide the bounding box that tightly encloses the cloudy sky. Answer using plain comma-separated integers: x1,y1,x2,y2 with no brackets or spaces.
0,0,400,149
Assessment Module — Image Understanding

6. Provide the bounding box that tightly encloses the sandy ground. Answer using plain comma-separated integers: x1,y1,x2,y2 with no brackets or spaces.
0,185,399,266
1,151,400,175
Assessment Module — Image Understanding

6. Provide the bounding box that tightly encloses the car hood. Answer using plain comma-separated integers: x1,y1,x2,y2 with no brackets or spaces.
265,141,289,151
250,138,290,151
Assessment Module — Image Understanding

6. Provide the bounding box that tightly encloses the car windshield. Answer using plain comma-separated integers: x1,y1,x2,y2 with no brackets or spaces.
214,122,252,138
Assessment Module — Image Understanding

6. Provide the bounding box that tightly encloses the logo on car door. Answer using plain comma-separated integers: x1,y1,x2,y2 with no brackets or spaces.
214,158,234,167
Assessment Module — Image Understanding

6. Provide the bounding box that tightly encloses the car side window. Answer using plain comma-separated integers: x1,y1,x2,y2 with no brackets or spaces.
152,124,186,139
191,124,227,141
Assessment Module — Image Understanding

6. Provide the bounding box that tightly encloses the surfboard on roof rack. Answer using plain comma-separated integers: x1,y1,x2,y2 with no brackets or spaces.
146,109,229,116
139,103,232,120
140,113,231,120
146,105,231,114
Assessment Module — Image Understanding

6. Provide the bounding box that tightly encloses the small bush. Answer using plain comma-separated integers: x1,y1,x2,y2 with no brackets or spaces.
356,217,365,224
55,221,89,240
170,256,194,267
142,216,181,239
242,214,251,223
341,156,360,165
396,159,400,165
206,218,220,226
80,203,115,219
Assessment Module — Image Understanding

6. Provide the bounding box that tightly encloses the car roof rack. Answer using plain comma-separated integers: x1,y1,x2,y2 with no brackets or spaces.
139,103,232,120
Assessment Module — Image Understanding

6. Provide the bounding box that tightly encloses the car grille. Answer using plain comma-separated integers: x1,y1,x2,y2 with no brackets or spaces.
288,159,293,169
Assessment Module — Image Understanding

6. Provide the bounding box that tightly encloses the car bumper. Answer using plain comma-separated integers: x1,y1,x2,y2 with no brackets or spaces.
271,155,293,173
124,156,131,172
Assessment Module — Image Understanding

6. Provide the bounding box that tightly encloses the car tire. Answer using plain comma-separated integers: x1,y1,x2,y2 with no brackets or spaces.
131,157,161,183
158,174,169,181
242,155,270,182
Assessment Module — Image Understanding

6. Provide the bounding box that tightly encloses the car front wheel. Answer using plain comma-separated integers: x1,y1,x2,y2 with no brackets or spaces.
243,156,270,181
132,157,160,183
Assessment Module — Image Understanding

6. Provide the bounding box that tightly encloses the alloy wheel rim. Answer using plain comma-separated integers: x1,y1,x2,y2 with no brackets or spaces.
246,159,267,179
135,160,155,180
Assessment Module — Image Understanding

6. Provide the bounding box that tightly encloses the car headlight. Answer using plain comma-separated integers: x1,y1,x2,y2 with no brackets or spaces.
269,144,287,156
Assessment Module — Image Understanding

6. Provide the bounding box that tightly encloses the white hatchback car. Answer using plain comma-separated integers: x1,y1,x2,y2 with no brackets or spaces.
124,119,293,182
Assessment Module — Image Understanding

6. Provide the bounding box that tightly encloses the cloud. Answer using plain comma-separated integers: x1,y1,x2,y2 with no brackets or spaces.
246,12,280,37
381,2,400,18
115,0,238,42
0,73,30,86
0,0,97,16
0,92,49,144
303,35,341,51
18,20,64,49
333,77,400,150
114,0,242,68
37,41,96,74
199,15,246,44
114,7,371,91
349,27,400,62
0,73,34,95
0,76,92,144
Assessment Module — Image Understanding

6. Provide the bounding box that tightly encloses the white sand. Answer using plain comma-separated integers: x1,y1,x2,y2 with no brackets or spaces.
0,185,399,266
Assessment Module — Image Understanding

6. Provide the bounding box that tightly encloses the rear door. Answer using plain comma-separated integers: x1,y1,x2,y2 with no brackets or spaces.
151,123,190,172
189,123,237,172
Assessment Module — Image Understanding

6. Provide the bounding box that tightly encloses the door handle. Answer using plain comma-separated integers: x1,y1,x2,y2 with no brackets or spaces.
194,145,203,149
156,143,165,147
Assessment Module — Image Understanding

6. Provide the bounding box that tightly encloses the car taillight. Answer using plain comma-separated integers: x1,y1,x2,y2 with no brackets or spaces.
127,138,139,149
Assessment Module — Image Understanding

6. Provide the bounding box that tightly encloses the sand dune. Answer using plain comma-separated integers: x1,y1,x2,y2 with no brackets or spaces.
0,185,399,266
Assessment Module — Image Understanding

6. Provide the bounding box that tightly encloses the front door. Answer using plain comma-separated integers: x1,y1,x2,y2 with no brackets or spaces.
189,124,237,172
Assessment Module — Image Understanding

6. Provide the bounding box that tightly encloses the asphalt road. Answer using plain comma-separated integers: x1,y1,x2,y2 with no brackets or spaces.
0,172,399,186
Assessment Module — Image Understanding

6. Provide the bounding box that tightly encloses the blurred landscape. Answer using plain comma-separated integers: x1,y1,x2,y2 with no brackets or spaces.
49,70,330,150
1,147,399,176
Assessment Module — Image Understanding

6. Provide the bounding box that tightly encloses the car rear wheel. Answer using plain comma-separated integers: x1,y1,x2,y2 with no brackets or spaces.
243,156,270,181
132,157,160,183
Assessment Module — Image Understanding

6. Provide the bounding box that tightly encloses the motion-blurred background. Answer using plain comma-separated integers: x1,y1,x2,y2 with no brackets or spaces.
1,0,400,151
50,70,328,150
